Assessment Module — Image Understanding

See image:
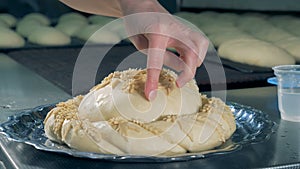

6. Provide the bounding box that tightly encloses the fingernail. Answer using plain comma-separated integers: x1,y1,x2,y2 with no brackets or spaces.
149,90,157,101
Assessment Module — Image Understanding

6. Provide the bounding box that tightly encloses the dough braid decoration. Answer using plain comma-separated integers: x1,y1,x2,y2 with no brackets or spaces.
44,69,236,155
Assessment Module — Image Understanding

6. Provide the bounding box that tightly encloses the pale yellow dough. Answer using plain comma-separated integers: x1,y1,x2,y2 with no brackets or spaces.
218,39,296,67
251,27,294,42
16,19,43,37
76,24,121,44
199,25,240,35
0,13,17,27
55,20,88,36
275,37,300,62
208,31,255,47
0,27,25,48
0,19,9,28
237,16,272,34
22,13,50,25
44,69,236,156
28,26,71,46
58,12,88,24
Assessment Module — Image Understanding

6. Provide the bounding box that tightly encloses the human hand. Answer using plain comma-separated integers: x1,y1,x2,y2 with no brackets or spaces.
119,0,209,100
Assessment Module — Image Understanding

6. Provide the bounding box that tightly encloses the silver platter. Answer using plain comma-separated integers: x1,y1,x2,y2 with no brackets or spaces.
0,102,277,162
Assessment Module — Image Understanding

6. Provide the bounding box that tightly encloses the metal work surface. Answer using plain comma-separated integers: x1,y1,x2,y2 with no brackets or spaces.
0,53,70,113
0,53,299,169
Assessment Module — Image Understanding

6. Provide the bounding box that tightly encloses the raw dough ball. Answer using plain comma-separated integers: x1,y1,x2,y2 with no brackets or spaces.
275,37,300,62
268,15,297,28
189,17,210,27
75,24,100,40
195,12,237,27
183,11,220,27
28,26,71,46
268,15,300,36
251,27,294,42
237,16,273,34
0,19,9,28
16,19,43,37
237,15,294,42
55,20,88,36
0,27,25,48
281,21,300,37
217,13,239,23
197,12,237,28
58,12,88,24
197,11,219,18
174,12,200,26
88,15,127,38
0,13,17,27
208,31,255,47
218,39,296,67
174,12,198,20
168,42,215,54
200,25,240,35
22,13,50,25
242,12,269,19
76,24,121,44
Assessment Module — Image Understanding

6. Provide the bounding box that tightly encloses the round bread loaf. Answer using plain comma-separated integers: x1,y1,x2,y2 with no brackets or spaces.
44,69,236,156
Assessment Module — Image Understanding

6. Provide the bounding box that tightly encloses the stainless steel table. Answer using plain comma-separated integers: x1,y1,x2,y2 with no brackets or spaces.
0,53,299,169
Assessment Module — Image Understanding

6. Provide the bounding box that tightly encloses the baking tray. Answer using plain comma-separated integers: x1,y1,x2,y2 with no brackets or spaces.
0,102,277,162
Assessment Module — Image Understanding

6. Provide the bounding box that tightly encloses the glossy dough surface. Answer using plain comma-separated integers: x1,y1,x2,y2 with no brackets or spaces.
44,69,236,156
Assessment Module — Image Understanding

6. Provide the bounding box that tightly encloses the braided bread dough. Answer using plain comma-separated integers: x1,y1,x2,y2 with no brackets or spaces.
44,69,236,156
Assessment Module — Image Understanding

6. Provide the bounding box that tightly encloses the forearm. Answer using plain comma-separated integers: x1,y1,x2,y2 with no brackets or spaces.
59,0,122,17
118,0,168,15
59,0,167,17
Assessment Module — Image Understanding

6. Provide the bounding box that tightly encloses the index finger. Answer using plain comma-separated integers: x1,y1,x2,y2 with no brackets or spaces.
144,34,169,101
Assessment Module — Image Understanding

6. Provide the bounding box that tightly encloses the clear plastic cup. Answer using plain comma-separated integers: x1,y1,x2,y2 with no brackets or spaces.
273,65,300,122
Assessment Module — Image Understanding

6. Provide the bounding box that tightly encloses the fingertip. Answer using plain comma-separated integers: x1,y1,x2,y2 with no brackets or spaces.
144,69,160,101
148,90,157,101
144,82,158,101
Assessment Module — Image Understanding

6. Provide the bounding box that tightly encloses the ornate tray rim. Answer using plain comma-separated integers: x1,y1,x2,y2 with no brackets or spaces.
0,102,277,163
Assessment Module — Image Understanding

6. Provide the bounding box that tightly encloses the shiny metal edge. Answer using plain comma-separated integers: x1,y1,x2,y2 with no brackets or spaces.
0,102,277,163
